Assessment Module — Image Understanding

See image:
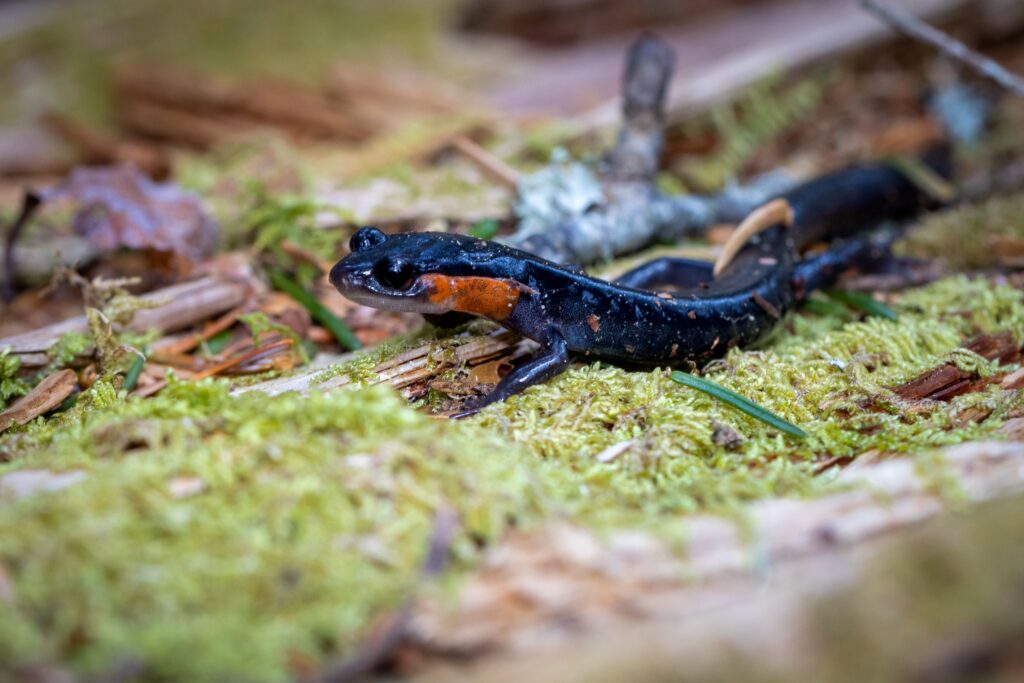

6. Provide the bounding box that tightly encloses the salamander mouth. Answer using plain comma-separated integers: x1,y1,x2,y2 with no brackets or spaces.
329,265,452,314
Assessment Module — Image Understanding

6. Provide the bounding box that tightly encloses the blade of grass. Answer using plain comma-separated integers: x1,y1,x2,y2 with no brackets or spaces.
824,289,898,321
269,270,362,351
669,370,807,439
123,353,145,393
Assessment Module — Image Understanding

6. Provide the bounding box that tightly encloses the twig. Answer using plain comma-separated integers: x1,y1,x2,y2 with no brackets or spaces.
0,369,77,433
2,190,43,302
448,135,520,189
500,35,796,265
233,329,531,399
151,306,246,357
0,276,255,362
860,0,1024,97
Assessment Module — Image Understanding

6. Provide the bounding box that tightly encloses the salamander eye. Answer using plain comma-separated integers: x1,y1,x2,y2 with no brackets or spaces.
374,257,416,290
350,226,387,252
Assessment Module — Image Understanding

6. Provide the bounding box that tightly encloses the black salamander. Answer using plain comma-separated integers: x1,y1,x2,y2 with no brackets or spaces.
330,159,948,416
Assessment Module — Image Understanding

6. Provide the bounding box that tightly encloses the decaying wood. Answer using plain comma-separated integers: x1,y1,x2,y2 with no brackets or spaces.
861,0,1024,97
116,98,253,148
407,441,1024,677
0,275,256,366
150,306,246,357
234,329,534,400
40,113,169,178
0,369,77,433
327,63,469,115
114,64,374,147
893,332,1021,401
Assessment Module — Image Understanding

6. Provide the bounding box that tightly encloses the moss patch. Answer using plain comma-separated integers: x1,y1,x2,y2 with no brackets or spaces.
471,276,1024,516
0,382,563,681
898,193,1024,269
0,275,1022,680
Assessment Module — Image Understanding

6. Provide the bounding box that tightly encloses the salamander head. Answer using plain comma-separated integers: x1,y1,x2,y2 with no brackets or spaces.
329,227,530,320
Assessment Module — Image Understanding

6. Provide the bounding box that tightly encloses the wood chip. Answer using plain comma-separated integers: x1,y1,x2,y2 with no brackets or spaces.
0,369,77,433
893,332,1021,401
1001,367,1024,390
595,440,635,463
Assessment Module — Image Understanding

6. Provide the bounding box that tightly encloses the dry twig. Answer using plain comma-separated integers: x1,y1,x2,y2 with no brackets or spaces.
861,0,1024,97
0,276,255,366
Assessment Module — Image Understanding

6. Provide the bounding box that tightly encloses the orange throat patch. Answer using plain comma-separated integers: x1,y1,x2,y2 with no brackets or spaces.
419,274,529,321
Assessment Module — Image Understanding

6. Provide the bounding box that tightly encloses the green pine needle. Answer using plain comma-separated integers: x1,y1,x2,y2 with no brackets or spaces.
269,270,362,351
123,354,145,393
825,289,898,321
669,370,807,439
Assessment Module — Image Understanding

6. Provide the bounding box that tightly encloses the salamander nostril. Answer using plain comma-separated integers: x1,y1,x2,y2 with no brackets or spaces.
374,257,415,290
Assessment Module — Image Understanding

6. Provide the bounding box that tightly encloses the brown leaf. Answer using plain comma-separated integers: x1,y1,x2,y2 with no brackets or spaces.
48,165,217,262
467,358,512,385
0,369,77,433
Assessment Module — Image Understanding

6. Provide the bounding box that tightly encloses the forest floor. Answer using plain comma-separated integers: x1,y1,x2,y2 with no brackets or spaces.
1,1,1024,681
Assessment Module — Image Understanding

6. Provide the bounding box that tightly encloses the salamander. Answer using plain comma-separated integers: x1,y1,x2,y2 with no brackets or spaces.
329,157,949,416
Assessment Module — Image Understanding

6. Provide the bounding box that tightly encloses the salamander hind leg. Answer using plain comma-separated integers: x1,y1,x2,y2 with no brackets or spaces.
450,332,571,418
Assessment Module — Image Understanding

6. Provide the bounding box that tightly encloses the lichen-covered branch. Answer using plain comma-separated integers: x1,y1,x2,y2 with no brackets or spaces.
500,35,793,265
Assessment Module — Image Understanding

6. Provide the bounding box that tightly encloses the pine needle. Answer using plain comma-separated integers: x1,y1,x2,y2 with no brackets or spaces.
825,289,898,321
269,270,362,351
669,370,808,439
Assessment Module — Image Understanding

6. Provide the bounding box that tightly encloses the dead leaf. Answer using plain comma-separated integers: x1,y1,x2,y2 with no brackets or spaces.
0,369,77,433
467,358,511,385
894,332,1021,401
48,165,217,261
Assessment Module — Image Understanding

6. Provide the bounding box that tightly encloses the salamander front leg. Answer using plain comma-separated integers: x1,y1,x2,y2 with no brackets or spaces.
451,332,570,418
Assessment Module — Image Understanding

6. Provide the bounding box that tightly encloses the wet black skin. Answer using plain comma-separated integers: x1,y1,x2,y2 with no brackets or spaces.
330,160,945,416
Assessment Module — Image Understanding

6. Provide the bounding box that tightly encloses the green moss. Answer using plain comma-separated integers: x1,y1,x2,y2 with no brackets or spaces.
0,383,563,681
46,332,92,369
677,72,826,191
898,192,1024,269
0,349,30,410
470,277,1023,518
0,274,1021,680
